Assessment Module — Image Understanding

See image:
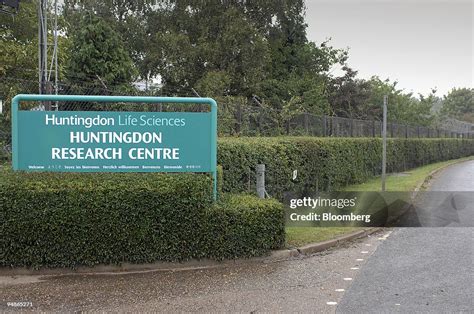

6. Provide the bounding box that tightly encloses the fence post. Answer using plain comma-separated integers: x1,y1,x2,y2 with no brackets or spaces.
236,100,242,134
44,81,53,111
304,113,309,135
405,125,408,138
350,117,354,137
332,116,335,136
372,120,376,137
256,164,266,199
322,115,327,137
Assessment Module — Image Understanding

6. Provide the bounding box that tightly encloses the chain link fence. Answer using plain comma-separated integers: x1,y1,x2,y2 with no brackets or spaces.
0,77,472,161
217,99,473,139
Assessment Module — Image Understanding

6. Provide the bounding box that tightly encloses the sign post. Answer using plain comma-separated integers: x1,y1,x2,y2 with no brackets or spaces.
11,94,218,200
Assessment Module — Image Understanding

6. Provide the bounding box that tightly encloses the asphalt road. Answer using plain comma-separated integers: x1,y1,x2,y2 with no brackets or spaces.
1,160,472,312
337,160,474,313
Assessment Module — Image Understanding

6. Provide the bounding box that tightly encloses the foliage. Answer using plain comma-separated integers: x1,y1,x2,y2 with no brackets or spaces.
364,77,436,126
217,137,474,198
64,14,137,92
0,0,37,80
440,88,474,123
327,66,371,118
205,194,285,259
0,0,70,118
2,1,469,129
0,0,42,119
1,170,284,268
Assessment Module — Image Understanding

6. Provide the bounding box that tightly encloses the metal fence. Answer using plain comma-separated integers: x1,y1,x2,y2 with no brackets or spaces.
217,101,473,138
0,77,472,160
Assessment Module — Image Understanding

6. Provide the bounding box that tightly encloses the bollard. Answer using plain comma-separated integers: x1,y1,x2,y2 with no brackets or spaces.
256,164,266,199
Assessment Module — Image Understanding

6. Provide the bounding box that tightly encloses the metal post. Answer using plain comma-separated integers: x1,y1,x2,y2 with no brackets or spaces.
256,164,266,199
322,115,327,137
382,95,388,191
236,100,242,134
304,113,309,135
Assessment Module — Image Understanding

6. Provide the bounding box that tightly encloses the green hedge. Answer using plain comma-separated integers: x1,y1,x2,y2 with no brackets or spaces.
1,169,284,268
218,137,474,197
205,194,285,259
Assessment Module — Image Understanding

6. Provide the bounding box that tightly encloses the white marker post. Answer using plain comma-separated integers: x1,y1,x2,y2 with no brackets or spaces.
382,95,388,191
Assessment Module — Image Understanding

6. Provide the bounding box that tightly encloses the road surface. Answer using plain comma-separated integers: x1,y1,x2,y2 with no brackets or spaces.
1,160,473,312
337,160,474,313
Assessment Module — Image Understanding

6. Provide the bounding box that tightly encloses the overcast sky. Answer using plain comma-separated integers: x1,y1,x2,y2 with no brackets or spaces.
305,0,473,97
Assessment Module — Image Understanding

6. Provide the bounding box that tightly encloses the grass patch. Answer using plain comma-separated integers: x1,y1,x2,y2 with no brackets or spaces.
286,227,360,248
343,156,473,192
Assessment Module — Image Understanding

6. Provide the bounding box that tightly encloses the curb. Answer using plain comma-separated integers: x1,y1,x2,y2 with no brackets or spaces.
0,228,381,277
296,227,381,255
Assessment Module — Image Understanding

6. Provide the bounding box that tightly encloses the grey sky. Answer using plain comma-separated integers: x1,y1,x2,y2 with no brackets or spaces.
305,0,473,97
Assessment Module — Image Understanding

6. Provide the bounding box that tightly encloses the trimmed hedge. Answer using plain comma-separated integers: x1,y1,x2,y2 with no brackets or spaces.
1,169,284,268
2,137,472,268
218,137,474,197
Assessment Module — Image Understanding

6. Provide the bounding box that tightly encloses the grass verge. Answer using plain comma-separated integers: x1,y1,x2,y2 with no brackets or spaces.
342,156,473,192
286,156,473,248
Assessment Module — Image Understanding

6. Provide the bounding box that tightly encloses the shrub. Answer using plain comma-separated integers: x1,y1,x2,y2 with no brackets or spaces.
218,137,474,197
204,194,285,259
0,168,284,268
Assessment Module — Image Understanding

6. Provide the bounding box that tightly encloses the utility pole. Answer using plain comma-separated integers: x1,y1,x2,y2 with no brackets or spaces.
38,0,59,110
382,95,388,191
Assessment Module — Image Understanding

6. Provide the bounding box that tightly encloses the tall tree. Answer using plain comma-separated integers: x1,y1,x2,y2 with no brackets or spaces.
64,14,137,90
440,88,474,123
328,66,371,118
144,3,270,96
63,0,152,79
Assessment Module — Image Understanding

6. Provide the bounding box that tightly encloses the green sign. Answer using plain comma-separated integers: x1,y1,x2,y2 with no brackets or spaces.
12,94,218,199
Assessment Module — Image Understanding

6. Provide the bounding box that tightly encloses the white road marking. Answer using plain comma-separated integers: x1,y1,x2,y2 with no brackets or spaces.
356,258,364,261
365,244,372,246
361,251,369,254
335,289,345,292
350,267,359,270
343,278,353,281
327,301,338,305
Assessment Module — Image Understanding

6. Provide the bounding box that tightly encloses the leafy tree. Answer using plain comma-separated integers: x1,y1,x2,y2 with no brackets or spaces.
0,0,37,78
363,77,435,126
440,88,474,123
63,0,153,80
144,4,270,96
64,14,137,90
327,66,371,118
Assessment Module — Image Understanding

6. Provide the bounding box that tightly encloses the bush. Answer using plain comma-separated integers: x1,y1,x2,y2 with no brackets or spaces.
0,169,284,268
205,194,285,259
218,137,474,197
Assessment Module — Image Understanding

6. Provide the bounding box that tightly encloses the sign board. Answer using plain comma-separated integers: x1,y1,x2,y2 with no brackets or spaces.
11,94,218,199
